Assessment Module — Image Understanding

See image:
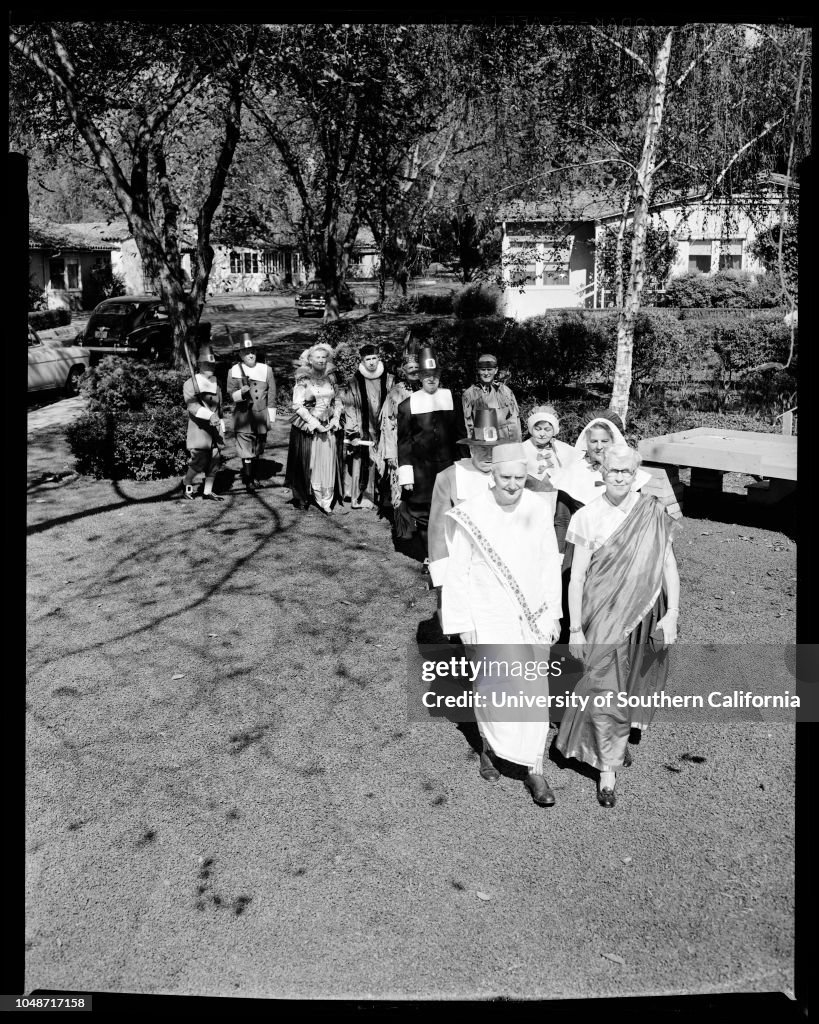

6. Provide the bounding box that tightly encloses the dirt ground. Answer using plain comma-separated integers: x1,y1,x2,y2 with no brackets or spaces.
25,389,796,1001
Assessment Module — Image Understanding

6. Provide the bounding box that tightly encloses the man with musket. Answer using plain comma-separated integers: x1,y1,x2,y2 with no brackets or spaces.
227,332,277,491
397,345,462,559
182,341,225,501
461,352,520,442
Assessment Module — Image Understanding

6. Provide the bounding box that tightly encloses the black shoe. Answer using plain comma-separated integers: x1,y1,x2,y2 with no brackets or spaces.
202,492,224,501
524,773,556,807
597,786,616,808
478,752,500,782
623,746,633,768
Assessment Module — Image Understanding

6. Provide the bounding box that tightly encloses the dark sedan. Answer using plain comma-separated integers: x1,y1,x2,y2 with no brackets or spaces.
76,295,174,364
295,280,356,317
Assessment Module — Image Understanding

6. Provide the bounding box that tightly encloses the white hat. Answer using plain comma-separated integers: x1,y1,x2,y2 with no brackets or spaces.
527,405,559,434
491,442,527,465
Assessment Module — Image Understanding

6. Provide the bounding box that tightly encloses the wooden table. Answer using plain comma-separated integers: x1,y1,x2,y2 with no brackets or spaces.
637,428,797,509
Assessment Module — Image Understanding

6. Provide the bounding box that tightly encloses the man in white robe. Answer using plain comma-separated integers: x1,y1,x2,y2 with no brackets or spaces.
440,442,563,806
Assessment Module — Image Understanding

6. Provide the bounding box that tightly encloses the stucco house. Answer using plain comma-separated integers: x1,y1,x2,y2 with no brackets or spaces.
496,176,795,320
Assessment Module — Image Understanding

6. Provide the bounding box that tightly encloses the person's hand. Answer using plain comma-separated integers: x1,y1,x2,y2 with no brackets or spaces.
460,630,477,645
387,458,397,470
568,629,587,660
546,619,562,645
656,610,678,645
404,483,414,493
208,413,220,427
240,384,251,397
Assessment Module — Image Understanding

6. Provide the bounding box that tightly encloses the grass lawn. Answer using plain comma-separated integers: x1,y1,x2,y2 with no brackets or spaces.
25,407,795,1000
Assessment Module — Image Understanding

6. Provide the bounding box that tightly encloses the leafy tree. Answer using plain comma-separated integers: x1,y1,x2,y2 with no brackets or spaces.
10,21,260,365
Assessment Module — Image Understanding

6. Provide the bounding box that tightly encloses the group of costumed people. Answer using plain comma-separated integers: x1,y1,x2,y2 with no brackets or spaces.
182,334,681,810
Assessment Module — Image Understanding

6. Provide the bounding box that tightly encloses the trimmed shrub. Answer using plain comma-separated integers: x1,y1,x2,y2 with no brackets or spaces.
662,270,785,309
28,308,72,331
79,356,187,413
67,356,189,480
66,408,188,481
453,283,502,319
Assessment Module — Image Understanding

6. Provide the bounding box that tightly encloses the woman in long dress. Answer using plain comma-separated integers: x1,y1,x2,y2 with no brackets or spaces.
284,343,344,514
555,443,681,808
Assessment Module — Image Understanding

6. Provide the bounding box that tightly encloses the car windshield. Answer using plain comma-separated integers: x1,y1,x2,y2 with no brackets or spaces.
305,282,324,293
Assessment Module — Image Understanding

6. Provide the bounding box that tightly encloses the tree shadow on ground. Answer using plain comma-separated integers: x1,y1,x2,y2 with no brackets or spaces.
680,486,797,542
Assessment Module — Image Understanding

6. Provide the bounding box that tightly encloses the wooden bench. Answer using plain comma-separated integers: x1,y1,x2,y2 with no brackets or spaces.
637,428,797,513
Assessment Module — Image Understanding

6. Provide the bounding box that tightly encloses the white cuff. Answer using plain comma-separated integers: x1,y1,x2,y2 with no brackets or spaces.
397,464,414,486
232,389,244,403
195,406,213,421
428,557,448,587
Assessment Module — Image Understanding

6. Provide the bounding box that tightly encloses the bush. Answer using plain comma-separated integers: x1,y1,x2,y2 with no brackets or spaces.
29,308,72,331
413,292,454,314
29,277,47,312
662,270,785,309
66,408,189,481
453,283,502,319
79,356,187,413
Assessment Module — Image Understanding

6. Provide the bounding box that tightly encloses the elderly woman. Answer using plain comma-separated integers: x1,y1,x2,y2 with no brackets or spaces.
555,443,681,808
284,342,344,514
522,405,579,515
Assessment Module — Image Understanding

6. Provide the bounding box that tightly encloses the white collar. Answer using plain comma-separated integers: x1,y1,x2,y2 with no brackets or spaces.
231,361,269,381
358,360,384,380
409,388,453,414
194,373,218,392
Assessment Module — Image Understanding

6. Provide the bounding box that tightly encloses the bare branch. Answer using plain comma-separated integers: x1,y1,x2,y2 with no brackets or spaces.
702,117,785,201
671,38,716,92
588,25,650,76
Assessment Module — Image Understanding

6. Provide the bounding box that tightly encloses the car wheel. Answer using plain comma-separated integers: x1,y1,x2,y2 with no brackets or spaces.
64,366,86,397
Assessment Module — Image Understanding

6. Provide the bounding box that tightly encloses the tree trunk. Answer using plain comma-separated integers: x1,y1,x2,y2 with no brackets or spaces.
610,30,674,426
614,183,632,309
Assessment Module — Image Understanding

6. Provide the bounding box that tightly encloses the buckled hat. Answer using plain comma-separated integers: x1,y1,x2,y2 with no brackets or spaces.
418,346,439,373
197,343,218,366
237,331,255,351
457,408,502,446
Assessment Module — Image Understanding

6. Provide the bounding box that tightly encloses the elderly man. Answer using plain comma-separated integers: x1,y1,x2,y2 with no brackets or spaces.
182,343,225,501
461,353,520,442
227,332,277,492
440,441,563,807
397,346,462,557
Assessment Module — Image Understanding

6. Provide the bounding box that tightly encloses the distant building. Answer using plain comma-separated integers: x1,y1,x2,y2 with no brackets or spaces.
496,177,795,320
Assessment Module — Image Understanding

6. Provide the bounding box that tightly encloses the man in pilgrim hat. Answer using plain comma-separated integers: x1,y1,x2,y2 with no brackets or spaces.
522,404,580,517
396,345,463,557
182,342,225,501
227,331,277,492
461,352,520,442
440,440,563,807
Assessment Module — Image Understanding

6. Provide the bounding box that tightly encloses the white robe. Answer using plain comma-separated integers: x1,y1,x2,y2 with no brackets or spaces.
440,488,563,769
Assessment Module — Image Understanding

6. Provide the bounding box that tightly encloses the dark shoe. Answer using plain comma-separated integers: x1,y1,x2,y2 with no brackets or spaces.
202,492,224,501
597,786,616,808
183,484,197,500
524,773,556,807
478,752,500,782
623,746,633,768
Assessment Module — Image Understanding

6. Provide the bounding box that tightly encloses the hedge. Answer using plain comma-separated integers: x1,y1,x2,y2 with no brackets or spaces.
28,308,72,331
661,270,786,308
67,356,189,480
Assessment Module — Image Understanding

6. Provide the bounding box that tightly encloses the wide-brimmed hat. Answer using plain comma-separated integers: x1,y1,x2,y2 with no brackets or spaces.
457,408,502,446
491,441,527,464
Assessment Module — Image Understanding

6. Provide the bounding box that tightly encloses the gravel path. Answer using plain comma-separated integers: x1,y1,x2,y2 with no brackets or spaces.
25,403,795,1001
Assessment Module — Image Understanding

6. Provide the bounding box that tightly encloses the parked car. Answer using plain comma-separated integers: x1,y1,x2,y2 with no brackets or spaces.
295,280,356,317
28,326,91,396
75,295,174,363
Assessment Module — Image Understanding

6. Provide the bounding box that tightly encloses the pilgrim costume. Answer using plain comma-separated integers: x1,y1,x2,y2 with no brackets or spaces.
182,344,225,500
378,357,422,509
227,332,277,491
461,353,521,442
396,347,462,543
522,405,579,517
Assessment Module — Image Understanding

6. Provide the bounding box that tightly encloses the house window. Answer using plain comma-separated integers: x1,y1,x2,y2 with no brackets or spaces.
688,239,713,273
66,259,80,290
230,251,241,274
261,250,278,274
49,257,65,290
241,252,258,274
718,239,743,271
